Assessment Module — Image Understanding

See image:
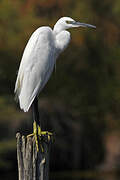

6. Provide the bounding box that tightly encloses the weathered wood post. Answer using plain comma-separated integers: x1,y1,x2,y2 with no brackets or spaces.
16,133,51,180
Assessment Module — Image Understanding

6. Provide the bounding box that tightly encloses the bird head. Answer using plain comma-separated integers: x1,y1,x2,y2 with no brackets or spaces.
53,17,96,34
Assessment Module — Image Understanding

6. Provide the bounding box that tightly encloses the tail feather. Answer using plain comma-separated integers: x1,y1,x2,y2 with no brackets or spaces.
19,94,35,112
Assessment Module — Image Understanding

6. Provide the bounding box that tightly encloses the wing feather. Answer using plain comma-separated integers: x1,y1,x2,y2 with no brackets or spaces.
15,27,55,112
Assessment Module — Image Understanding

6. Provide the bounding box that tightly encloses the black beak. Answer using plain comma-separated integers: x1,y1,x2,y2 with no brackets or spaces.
72,21,96,29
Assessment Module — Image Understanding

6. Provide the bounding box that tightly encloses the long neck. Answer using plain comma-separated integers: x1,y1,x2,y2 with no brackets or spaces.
53,23,64,35
54,30,71,56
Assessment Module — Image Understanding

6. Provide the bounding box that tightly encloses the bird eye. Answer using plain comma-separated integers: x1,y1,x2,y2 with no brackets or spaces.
66,20,72,24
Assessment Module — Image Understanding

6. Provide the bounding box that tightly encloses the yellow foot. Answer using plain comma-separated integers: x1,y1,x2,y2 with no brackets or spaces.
27,121,53,152
27,132,41,152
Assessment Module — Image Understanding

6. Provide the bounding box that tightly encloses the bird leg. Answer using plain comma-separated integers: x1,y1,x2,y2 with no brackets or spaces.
27,97,52,152
27,121,52,152
27,121,41,152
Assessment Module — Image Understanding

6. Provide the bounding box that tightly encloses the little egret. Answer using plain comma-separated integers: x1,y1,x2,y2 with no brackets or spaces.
15,17,96,151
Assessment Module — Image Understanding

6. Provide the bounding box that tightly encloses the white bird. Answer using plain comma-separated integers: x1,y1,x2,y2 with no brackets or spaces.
15,17,96,151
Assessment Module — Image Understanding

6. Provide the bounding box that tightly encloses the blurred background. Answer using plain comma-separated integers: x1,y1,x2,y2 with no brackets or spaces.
0,0,120,180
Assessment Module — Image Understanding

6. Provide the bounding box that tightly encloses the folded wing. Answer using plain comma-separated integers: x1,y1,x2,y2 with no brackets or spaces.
15,27,55,112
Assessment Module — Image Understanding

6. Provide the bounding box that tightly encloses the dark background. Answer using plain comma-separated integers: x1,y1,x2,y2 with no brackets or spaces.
0,0,120,179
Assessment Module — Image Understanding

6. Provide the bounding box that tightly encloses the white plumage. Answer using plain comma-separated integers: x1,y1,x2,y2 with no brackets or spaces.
15,17,96,112
15,27,55,111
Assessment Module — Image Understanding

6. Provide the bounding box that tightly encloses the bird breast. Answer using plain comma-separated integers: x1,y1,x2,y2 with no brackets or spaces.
55,30,71,55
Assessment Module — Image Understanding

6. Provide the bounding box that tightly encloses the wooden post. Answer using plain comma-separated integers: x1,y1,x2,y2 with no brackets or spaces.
16,133,51,180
